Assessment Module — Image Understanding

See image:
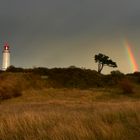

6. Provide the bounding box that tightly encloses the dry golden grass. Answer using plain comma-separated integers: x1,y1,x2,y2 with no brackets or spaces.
0,87,140,140
0,73,140,139
0,101,140,140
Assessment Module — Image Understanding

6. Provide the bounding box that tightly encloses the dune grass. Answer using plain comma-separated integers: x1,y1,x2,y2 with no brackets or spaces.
0,101,140,140
0,73,140,140
0,88,140,140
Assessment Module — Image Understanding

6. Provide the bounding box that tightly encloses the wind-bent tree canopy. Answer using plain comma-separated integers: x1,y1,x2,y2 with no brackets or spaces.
94,53,117,73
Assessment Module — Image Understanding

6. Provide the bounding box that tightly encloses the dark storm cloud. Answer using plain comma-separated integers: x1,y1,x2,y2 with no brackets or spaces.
0,0,140,72
0,0,140,40
0,0,139,39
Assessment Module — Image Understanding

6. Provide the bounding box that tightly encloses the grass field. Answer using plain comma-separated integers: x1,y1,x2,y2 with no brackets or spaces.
0,88,140,140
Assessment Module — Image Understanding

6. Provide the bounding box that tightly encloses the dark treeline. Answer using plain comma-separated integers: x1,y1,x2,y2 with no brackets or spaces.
4,65,140,89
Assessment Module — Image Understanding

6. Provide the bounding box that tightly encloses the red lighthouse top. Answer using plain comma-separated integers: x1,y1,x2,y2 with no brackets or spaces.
4,43,9,50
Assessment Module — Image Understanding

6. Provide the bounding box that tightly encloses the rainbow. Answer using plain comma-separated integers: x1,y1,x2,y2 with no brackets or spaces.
125,40,138,72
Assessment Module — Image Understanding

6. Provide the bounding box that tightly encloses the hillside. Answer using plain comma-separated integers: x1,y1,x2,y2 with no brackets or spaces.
0,68,140,140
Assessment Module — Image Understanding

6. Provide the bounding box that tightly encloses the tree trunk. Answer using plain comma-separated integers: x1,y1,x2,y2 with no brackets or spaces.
98,63,104,73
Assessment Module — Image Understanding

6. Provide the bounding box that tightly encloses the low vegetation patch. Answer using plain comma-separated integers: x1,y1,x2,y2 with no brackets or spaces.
0,102,139,140
0,73,22,100
0,83,21,100
119,79,134,94
0,72,46,101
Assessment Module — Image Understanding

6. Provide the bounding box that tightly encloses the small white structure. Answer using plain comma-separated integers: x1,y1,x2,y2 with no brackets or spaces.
2,43,10,70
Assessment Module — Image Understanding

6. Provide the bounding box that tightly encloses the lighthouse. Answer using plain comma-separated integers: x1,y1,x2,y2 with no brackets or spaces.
2,43,10,70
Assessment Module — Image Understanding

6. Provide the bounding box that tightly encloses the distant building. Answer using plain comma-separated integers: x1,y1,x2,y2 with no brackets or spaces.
2,43,10,70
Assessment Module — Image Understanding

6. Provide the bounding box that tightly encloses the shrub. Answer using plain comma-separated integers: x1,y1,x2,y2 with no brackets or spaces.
0,73,22,100
0,82,22,100
6,65,24,72
119,79,134,94
110,70,124,77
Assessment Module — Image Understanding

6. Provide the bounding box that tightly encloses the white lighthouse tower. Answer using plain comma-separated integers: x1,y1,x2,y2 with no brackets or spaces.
2,43,10,70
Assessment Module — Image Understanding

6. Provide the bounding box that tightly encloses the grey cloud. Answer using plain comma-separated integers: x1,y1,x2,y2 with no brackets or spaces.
1,0,140,40
0,0,140,72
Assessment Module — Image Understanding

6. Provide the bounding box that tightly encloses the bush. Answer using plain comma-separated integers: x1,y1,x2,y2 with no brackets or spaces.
6,65,24,72
0,82,22,100
0,73,22,100
119,79,134,94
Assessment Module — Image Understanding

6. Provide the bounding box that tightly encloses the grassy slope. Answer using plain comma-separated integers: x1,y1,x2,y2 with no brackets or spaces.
0,73,140,140
0,88,140,140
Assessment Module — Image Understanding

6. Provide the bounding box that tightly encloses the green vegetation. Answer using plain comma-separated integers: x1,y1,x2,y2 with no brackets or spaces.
0,67,140,140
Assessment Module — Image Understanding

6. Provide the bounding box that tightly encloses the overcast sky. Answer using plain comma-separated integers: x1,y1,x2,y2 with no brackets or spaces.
0,0,140,73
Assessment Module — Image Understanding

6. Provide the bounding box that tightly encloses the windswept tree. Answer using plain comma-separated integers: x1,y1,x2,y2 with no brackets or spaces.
94,53,117,73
